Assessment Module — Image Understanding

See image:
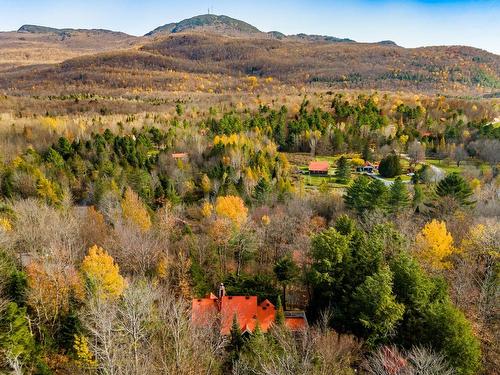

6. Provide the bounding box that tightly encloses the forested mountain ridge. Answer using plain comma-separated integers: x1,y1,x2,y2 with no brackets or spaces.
0,14,498,95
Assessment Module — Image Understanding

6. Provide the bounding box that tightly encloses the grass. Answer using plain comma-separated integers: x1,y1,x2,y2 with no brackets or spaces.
426,159,461,174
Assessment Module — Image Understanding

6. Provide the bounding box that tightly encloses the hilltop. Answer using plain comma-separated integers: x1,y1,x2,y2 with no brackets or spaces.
145,14,261,36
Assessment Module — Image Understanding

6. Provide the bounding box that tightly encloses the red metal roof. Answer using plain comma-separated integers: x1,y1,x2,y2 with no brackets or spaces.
308,161,329,172
192,294,306,335
172,152,188,159
285,317,307,330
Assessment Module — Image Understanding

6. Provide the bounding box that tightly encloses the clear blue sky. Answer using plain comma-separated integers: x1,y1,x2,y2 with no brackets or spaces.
1,0,499,54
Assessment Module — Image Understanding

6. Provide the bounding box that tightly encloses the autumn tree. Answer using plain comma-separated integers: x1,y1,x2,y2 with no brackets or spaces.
121,187,152,232
215,195,248,228
25,261,84,341
415,220,456,270
81,245,126,300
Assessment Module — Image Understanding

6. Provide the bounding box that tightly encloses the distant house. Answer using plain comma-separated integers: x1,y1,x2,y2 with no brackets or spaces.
172,152,188,160
308,161,329,175
356,161,377,173
420,131,433,138
192,292,307,335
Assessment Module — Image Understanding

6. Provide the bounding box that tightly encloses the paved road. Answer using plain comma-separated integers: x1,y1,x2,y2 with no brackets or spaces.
429,164,445,182
366,172,397,186
365,163,445,186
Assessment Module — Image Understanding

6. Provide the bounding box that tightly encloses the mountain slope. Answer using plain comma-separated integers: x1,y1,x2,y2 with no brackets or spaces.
1,32,498,95
18,24,131,37
145,14,260,36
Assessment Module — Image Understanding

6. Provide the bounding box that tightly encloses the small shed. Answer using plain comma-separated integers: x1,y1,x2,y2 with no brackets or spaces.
308,161,329,175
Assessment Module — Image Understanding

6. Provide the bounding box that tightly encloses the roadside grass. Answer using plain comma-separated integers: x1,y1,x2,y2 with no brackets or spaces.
426,159,461,174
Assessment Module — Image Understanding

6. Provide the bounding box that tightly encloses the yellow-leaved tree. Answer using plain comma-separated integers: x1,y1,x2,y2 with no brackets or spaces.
415,220,456,270
121,187,151,232
215,195,248,228
82,245,126,299
73,334,96,369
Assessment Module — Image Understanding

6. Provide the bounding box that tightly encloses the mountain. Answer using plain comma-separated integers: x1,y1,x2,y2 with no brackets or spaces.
145,14,261,36
1,31,498,95
0,15,498,95
18,24,131,37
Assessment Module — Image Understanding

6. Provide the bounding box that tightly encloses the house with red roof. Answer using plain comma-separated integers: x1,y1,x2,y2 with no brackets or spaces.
308,160,329,175
192,290,307,335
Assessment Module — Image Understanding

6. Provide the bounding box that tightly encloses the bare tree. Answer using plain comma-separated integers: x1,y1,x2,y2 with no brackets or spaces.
451,144,468,167
117,280,157,375
407,140,425,166
406,346,455,375
472,139,500,176
82,297,123,375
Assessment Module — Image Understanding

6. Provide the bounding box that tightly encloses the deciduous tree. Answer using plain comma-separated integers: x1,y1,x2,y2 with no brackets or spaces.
415,220,456,270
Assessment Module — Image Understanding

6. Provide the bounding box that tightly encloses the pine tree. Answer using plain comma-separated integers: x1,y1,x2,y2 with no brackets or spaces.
335,156,351,184
366,179,388,211
345,176,370,215
0,302,35,364
275,295,286,327
362,143,373,162
413,184,424,212
274,256,299,310
435,173,474,207
352,267,405,346
388,177,410,213
228,314,244,362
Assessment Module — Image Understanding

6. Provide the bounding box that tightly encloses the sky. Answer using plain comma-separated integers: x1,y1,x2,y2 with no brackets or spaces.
1,0,499,54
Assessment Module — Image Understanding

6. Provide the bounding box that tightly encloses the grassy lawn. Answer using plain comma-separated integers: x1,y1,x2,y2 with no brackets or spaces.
377,174,412,182
426,159,461,174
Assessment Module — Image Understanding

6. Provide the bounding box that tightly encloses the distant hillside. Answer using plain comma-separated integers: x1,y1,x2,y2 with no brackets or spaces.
1,32,498,95
18,24,131,37
146,14,261,36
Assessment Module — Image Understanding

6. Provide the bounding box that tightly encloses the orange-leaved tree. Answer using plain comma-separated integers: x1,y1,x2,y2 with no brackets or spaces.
415,219,456,270
81,245,126,299
26,261,84,332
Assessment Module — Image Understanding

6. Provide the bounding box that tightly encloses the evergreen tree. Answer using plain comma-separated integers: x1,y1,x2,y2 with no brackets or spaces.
274,256,299,310
254,178,271,202
228,314,244,362
362,142,373,162
352,267,405,346
345,176,370,215
379,153,402,178
275,295,286,326
435,173,474,207
0,302,35,365
335,156,351,184
366,179,389,211
413,184,425,212
388,177,410,213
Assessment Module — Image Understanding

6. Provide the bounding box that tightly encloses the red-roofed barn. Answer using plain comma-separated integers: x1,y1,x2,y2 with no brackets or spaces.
308,161,329,175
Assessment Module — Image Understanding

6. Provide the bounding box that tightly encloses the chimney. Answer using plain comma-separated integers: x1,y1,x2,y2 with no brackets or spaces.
218,283,226,299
